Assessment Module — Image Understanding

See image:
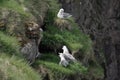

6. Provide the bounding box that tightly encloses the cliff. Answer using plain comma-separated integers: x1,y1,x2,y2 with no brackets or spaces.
1,0,118,80
59,0,120,80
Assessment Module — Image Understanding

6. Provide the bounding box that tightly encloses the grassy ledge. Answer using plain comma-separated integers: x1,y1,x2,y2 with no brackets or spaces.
0,53,41,80
0,31,20,56
0,0,32,17
33,54,87,79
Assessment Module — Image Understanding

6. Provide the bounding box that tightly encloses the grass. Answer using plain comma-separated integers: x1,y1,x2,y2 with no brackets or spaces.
0,0,32,17
0,53,42,80
41,24,92,54
42,3,92,53
38,54,59,63
0,0,103,79
0,31,42,80
33,53,88,80
0,31,20,56
54,18,70,30
38,61,74,74
34,54,87,75
45,0,60,14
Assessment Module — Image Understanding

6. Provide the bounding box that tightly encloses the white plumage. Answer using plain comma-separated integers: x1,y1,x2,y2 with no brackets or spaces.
62,45,69,54
62,45,76,62
57,8,72,19
39,28,43,32
59,53,69,67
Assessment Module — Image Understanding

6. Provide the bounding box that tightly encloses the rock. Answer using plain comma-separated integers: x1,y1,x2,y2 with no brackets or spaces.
0,19,6,31
20,40,39,64
38,66,50,80
0,8,24,35
25,21,43,44
19,21,43,64
59,0,120,79
0,1,46,64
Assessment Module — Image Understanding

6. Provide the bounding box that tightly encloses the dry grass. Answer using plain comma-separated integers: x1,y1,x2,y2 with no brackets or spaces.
54,18,72,31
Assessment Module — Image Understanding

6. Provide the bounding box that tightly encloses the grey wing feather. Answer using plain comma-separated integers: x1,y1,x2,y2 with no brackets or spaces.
63,54,76,62
63,13,72,18
60,60,69,67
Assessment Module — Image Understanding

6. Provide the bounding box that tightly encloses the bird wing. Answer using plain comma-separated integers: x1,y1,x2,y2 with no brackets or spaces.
63,53,76,61
63,13,72,18
61,60,69,67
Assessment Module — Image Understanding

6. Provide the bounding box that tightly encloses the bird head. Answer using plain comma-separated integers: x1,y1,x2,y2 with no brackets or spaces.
60,8,64,12
62,45,67,50
62,45,70,54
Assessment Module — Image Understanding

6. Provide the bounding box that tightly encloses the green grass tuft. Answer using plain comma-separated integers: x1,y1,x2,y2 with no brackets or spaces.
0,0,32,17
41,24,92,54
35,54,87,75
42,2,92,53
0,53,41,80
0,31,20,56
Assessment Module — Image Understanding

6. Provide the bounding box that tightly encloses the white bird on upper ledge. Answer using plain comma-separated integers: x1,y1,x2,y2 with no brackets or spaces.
57,8,72,19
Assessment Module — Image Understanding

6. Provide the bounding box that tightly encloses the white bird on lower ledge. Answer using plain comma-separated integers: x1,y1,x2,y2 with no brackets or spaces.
59,53,69,67
57,8,72,19
62,45,76,62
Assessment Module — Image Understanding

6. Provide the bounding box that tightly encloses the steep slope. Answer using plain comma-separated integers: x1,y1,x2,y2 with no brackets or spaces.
0,31,41,80
0,53,41,80
0,0,104,80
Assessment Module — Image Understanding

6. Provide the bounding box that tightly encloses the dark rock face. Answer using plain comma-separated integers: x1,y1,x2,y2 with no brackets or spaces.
20,21,43,64
59,0,120,80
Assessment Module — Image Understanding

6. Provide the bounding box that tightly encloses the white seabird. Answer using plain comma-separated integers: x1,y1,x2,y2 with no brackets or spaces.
62,45,76,62
39,28,43,32
62,45,69,54
59,53,69,67
57,8,72,19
